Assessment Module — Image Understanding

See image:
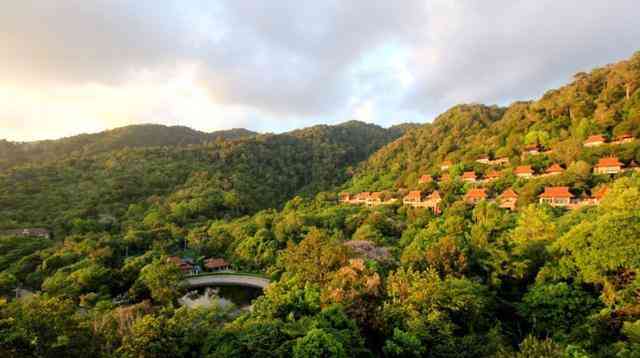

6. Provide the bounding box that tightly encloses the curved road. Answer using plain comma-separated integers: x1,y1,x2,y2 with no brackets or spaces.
184,274,270,289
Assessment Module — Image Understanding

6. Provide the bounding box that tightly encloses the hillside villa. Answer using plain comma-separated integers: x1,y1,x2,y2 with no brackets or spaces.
594,157,623,175
476,156,491,165
515,165,534,178
485,170,502,182
584,135,607,147
204,258,231,272
544,163,564,176
419,174,433,184
539,186,573,207
0,228,51,239
466,188,487,204
523,145,541,155
489,157,510,166
367,192,384,207
612,133,634,145
498,188,519,210
462,171,477,183
403,190,422,206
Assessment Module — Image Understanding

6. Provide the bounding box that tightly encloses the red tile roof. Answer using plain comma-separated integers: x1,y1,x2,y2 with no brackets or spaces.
539,186,574,198
592,187,609,200
419,174,433,183
462,171,476,179
358,192,371,199
404,190,422,201
515,165,534,174
370,192,383,199
595,157,623,168
204,258,230,269
466,188,487,199
499,188,519,199
485,170,502,179
585,135,606,144
545,163,564,173
616,133,633,140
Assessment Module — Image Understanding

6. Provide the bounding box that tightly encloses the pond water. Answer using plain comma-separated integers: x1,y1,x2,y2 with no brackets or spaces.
180,285,263,310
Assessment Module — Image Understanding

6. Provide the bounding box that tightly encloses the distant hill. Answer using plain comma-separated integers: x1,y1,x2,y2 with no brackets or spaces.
0,124,257,170
347,51,640,192
0,120,403,232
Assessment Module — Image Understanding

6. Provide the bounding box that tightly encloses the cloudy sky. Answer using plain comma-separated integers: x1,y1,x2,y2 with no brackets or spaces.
1,1,639,141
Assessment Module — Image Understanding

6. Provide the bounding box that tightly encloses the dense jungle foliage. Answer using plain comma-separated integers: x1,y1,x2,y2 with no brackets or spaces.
0,120,403,234
0,52,639,357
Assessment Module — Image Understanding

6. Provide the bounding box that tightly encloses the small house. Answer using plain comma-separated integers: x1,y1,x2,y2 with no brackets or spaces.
0,228,51,239
539,187,574,207
403,190,422,206
441,160,453,171
612,133,634,145
167,256,194,274
466,188,487,204
584,135,606,147
424,191,442,214
514,165,535,179
545,163,564,176
419,174,433,184
498,188,519,211
356,192,371,204
462,171,477,183
204,258,231,271
339,193,352,203
593,157,623,175
523,145,541,155
476,156,491,165
367,192,384,207
590,187,609,205
490,157,510,166
484,170,502,182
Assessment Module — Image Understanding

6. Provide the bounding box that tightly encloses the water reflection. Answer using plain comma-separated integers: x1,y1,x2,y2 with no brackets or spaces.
180,285,263,311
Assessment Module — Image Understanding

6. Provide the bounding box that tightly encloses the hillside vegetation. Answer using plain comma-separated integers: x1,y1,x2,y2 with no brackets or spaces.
0,121,403,234
0,52,640,357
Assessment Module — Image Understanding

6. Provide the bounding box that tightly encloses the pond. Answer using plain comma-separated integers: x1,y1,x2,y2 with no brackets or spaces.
180,285,263,310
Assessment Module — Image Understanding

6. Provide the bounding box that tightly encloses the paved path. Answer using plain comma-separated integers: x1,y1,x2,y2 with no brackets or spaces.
184,274,270,289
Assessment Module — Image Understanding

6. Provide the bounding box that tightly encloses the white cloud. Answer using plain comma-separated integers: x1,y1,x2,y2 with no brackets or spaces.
0,1,639,141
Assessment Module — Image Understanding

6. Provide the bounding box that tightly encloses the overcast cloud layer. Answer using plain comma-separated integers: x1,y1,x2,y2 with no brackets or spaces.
1,1,639,141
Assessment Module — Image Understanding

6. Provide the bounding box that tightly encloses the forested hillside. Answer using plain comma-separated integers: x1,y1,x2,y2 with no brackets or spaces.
0,124,256,170
1,52,640,357
348,51,640,191
0,121,402,234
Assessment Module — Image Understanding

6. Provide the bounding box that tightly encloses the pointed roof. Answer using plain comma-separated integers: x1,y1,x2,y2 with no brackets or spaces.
545,163,564,173
595,156,623,168
585,135,606,144
592,187,609,200
466,188,487,199
514,165,534,174
462,171,477,179
485,170,502,179
427,190,441,201
539,186,574,198
616,133,633,140
404,190,422,201
499,188,519,199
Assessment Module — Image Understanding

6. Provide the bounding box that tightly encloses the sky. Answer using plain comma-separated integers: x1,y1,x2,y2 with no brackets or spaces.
1,1,639,142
